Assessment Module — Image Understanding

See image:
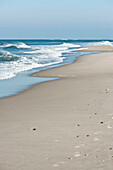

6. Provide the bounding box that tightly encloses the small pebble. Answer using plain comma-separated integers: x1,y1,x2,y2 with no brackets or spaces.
77,135,79,138
55,140,58,142
100,122,103,124
75,146,80,149
94,137,99,141
33,128,36,131
110,148,112,150
107,125,112,129
75,152,81,157
68,157,72,160
86,135,90,137
53,164,59,167
77,124,80,126
109,155,113,159
94,132,99,135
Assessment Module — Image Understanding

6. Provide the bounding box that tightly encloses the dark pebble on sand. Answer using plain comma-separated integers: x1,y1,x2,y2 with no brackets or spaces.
33,128,36,131
110,148,112,150
86,135,90,137
100,122,103,124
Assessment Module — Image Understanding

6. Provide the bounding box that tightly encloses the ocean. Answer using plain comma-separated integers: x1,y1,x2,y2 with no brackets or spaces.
0,39,113,98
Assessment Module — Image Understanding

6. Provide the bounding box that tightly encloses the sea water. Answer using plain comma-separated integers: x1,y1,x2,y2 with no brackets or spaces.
0,39,113,98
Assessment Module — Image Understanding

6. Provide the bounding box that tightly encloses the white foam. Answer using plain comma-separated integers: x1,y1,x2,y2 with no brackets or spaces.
91,41,113,47
74,48,88,51
0,41,78,80
0,51,11,56
58,42,81,48
100,41,113,46
0,42,30,49
17,43,30,48
0,48,64,80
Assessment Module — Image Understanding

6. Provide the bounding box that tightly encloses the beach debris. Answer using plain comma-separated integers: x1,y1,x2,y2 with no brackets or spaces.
94,132,99,135
32,128,36,131
109,155,113,159
76,124,80,127
106,89,109,93
75,145,80,149
84,154,87,157
55,140,58,142
68,157,72,160
94,137,99,141
107,125,112,129
53,164,59,167
75,152,81,157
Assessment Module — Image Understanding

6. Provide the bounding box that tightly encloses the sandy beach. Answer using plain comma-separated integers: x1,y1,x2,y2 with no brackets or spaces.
1,46,113,170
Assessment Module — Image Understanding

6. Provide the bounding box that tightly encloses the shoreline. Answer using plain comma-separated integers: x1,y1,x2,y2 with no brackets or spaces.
0,46,113,99
0,46,113,169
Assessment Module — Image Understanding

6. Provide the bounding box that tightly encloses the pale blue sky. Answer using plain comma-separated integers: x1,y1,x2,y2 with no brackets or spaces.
0,0,113,39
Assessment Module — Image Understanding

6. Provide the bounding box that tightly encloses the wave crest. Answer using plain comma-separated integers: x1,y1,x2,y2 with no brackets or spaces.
58,42,81,48
0,51,19,62
0,42,30,49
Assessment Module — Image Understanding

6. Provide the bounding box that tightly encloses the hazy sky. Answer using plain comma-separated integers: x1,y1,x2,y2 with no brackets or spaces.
0,0,113,39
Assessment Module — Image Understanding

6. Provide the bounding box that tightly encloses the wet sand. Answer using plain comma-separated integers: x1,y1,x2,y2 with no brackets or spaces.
0,46,113,170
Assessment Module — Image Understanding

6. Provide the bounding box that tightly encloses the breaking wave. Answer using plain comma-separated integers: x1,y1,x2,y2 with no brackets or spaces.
0,51,19,62
0,42,30,49
58,42,81,48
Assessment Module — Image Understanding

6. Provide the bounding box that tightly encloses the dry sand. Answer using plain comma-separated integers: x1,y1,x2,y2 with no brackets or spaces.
0,46,113,170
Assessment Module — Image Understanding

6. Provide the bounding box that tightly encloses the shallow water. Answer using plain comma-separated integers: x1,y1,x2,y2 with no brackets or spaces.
0,39,112,98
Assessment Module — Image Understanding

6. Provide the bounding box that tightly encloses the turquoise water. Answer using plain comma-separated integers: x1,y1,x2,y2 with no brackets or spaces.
0,39,113,98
